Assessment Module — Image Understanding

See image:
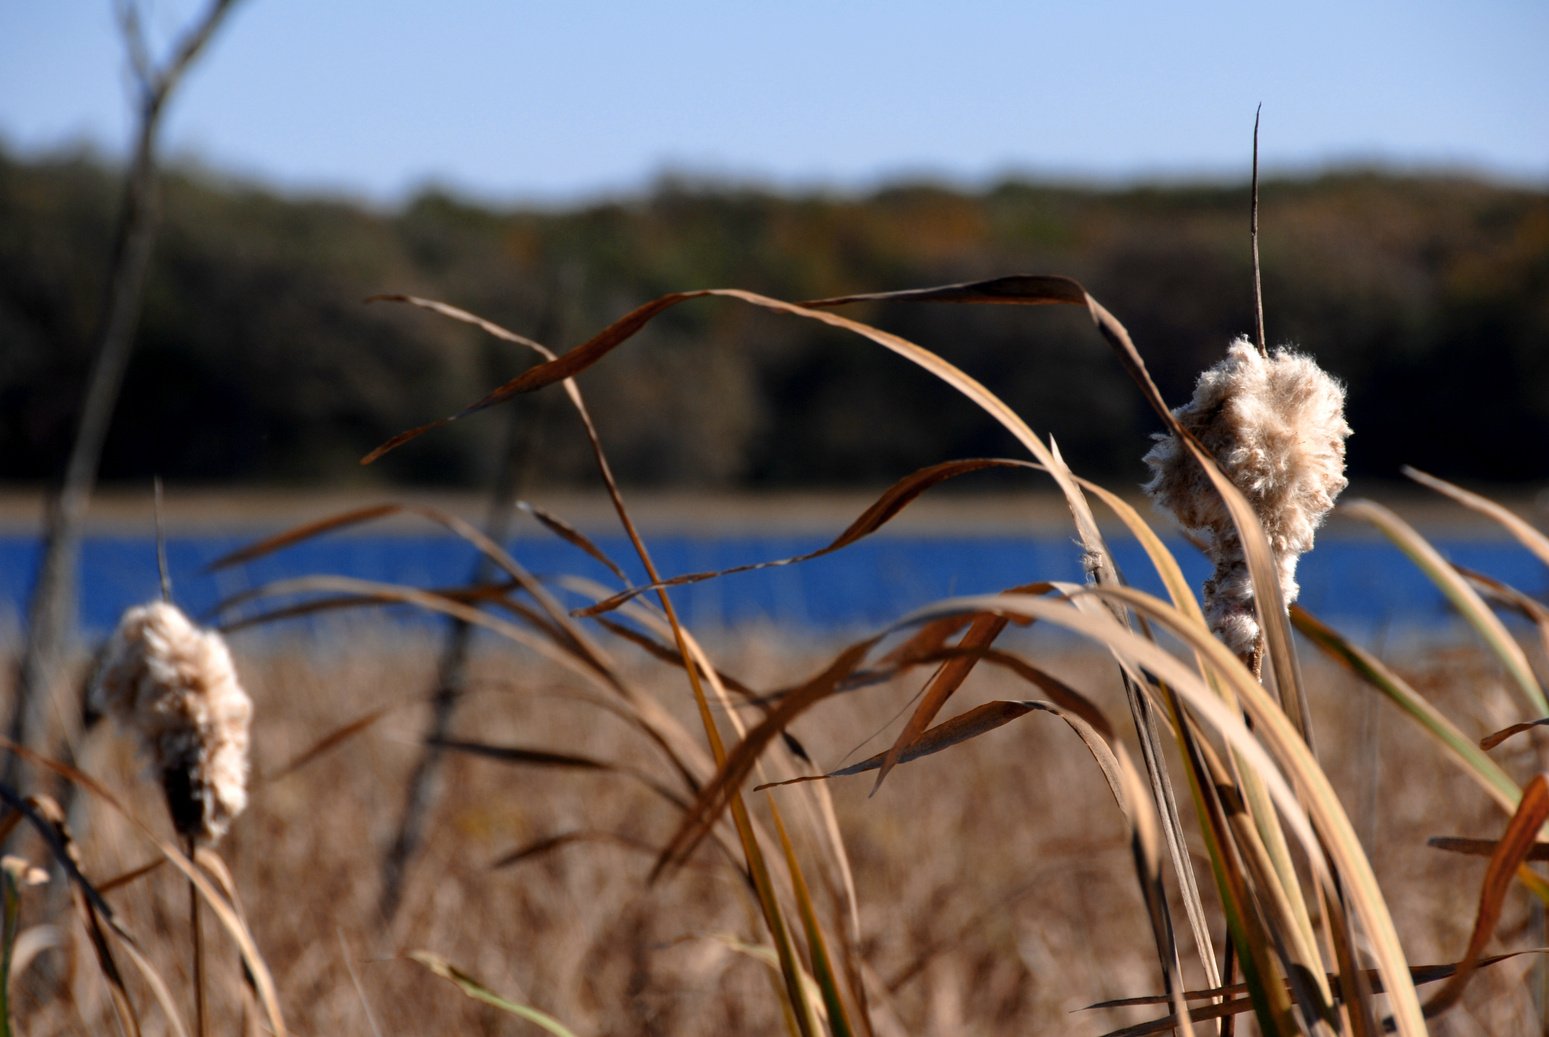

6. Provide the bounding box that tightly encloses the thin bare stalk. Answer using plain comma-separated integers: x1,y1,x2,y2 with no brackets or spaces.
376,274,575,925
155,477,171,603
187,834,205,1037
1251,105,1268,359
5,0,243,798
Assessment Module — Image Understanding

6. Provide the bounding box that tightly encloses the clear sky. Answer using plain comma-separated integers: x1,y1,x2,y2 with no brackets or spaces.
2,1,1546,207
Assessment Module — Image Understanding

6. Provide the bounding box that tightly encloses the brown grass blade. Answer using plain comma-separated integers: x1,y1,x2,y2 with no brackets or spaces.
662,628,1124,874
425,738,612,772
98,856,167,894
872,617,1094,795
489,830,663,870
1423,772,1549,1016
363,291,706,463
1094,948,1549,1009
13,793,144,1036
209,500,598,661
205,503,400,569
214,577,520,627
1456,564,1549,663
593,618,760,699
4,743,286,1034
755,700,1041,790
261,705,394,785
428,736,694,815
367,293,552,353
1428,836,1549,861
1481,718,1549,751
577,458,1029,618
802,274,1171,428
871,612,1010,794
518,500,631,584
652,637,883,879
1093,950,1549,1035
215,573,621,694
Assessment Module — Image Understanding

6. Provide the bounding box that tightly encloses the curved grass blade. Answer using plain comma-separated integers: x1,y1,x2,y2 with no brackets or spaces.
205,503,401,570
1344,498,1548,715
425,736,692,813
214,573,618,693
1456,564,1549,663
409,951,579,1037
1404,466,1549,571
371,296,829,1034
755,700,1078,791
870,588,1047,794
489,830,663,870
4,746,286,1035
958,591,1427,1033
1482,719,1549,752
209,500,587,646
261,704,394,785
1423,772,1549,1016
1428,836,1549,861
6,792,144,1036
1291,605,1521,812
770,809,856,1037
1096,948,1549,1036
576,458,1029,617
518,500,630,585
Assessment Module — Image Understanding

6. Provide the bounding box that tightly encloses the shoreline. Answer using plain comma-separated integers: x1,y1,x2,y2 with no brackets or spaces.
0,483,1542,537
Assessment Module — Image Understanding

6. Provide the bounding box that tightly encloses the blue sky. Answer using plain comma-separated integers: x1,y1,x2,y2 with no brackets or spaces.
2,1,1546,206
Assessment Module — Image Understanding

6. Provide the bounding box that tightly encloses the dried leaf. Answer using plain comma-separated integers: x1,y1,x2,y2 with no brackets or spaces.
1424,772,1549,1016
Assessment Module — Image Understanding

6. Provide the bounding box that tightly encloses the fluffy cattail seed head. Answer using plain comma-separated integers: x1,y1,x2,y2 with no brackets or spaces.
1143,338,1350,657
89,602,252,844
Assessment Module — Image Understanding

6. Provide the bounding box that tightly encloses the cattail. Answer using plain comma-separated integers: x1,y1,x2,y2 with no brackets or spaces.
89,601,252,844
1143,337,1351,659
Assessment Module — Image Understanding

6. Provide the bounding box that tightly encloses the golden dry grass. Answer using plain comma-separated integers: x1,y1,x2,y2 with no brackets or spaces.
6,618,1542,1035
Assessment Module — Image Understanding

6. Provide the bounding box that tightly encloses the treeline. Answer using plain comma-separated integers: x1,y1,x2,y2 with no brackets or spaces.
3,148,1546,492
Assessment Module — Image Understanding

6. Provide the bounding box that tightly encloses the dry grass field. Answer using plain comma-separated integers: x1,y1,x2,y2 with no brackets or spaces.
5,616,1542,1035
6,263,1548,1037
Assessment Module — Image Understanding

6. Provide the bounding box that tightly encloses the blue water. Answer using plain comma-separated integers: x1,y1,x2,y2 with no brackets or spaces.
0,528,1543,638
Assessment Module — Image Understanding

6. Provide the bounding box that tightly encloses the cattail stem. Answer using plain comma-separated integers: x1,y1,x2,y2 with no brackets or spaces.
1250,104,1268,359
188,835,205,1037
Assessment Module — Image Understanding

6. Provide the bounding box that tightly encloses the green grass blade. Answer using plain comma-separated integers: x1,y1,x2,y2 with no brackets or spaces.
770,808,855,1037
409,951,579,1036
1291,605,1522,812
1404,466,1549,571
1344,497,1549,714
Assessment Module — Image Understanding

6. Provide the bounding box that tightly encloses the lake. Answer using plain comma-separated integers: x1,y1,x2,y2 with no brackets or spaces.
2,525,1544,642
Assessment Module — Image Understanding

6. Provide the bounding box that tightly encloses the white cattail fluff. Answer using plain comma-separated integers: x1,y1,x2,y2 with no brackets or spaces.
89,602,252,844
1143,338,1351,657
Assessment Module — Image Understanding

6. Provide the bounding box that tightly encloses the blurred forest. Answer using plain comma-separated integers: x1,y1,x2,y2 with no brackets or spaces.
3,147,1546,491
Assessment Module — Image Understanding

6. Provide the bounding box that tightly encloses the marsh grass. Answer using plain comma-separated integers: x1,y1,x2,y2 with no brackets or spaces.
3,624,1542,1034
6,271,1549,1036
